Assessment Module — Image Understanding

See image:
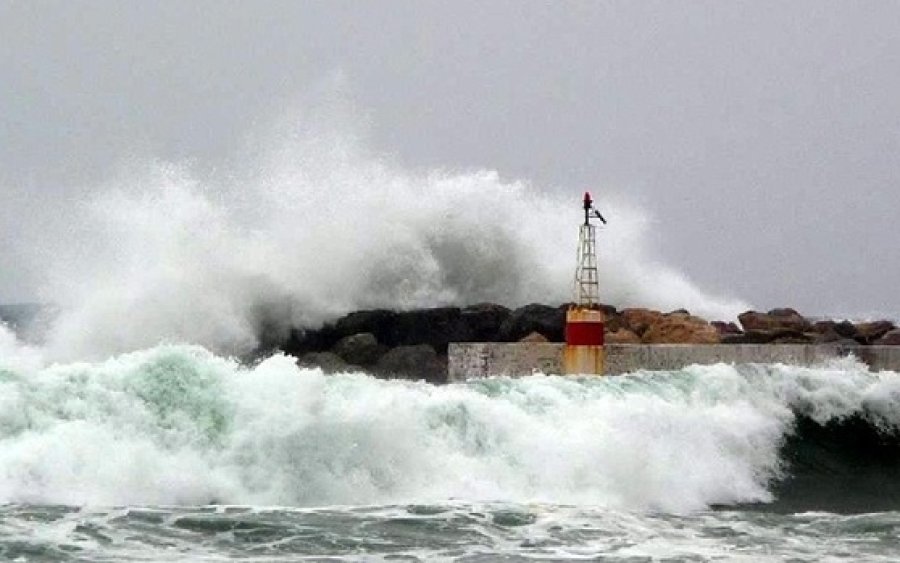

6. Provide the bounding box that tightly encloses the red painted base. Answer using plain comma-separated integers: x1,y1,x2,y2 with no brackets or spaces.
565,321,605,346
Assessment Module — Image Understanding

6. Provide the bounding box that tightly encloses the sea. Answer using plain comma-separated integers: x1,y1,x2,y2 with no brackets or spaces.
1,336,899,561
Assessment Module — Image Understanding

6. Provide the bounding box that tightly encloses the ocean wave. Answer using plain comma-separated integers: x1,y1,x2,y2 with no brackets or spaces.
23,120,747,361
0,344,897,512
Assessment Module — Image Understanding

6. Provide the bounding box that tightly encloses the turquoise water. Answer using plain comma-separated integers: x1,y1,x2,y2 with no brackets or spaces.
1,341,899,560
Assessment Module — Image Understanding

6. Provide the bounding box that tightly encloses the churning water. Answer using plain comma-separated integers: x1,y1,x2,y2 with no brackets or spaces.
1,330,899,561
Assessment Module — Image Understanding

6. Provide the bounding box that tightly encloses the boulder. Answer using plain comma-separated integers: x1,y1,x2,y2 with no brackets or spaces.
394,307,475,353
374,345,445,383
605,328,641,344
498,304,565,342
811,320,859,342
854,321,896,344
772,332,816,344
620,308,665,336
598,303,619,317
738,309,812,333
334,309,399,343
460,303,511,341
810,330,845,344
332,332,386,366
834,321,859,339
280,324,341,357
810,321,842,343
641,315,720,344
711,321,742,336
297,352,356,374
519,331,548,343
333,306,489,352
876,329,900,346
721,329,792,344
603,312,624,332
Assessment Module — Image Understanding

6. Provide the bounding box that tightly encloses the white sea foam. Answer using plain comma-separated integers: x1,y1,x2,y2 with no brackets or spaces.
0,345,894,510
24,113,747,361
0,323,43,374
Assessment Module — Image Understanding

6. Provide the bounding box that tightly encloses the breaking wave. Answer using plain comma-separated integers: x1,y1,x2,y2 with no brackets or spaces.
0,342,897,512
18,115,747,360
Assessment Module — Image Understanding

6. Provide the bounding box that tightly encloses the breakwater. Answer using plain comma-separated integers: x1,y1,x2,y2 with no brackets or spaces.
448,343,900,381
272,303,899,382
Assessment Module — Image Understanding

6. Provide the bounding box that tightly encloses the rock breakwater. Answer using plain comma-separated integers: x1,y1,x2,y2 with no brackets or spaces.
275,305,898,383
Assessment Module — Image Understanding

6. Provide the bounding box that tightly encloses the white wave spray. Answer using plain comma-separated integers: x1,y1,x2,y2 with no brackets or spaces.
21,106,748,360
0,345,896,510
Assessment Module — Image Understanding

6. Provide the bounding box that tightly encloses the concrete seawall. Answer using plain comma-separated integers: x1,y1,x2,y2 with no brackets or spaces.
447,343,900,382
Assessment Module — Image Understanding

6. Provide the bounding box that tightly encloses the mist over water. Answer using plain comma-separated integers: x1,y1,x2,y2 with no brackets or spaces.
17,114,747,361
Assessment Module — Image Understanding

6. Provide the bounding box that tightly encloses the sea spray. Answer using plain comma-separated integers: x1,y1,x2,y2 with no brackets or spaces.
0,322,43,375
26,122,748,361
1,344,897,511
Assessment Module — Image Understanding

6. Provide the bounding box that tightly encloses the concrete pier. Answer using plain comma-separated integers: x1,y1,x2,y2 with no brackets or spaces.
447,343,900,382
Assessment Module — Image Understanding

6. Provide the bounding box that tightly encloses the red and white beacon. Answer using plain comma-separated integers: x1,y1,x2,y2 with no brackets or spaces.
563,192,607,375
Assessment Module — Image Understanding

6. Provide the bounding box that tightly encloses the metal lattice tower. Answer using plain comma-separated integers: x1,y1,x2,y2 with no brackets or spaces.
573,191,606,307
574,223,599,306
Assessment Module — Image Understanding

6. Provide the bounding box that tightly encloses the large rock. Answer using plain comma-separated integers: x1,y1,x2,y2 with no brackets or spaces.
605,328,641,344
620,308,665,336
875,329,900,346
854,321,896,344
280,324,341,357
334,309,400,344
641,314,720,344
810,321,840,343
738,309,812,333
721,329,805,344
374,345,445,383
519,331,548,343
772,332,816,344
460,303,511,341
711,321,742,336
279,303,509,358
297,352,355,374
498,304,565,342
394,307,474,353
834,321,859,339
811,320,859,343
332,332,386,366
332,307,484,352
603,313,624,332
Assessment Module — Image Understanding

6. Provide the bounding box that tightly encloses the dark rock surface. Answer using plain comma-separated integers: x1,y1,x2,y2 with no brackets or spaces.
497,303,565,342
333,332,386,366
854,321,896,344
375,344,445,383
274,302,899,383
711,321,742,336
739,309,812,333
297,351,355,374
876,329,900,346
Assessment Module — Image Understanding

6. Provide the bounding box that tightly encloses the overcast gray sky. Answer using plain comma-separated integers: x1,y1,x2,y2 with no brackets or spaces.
2,1,898,318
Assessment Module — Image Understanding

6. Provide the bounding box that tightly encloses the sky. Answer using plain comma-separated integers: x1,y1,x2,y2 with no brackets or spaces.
1,1,898,318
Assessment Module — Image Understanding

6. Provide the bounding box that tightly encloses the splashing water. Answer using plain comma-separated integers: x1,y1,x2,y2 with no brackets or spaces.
16,118,747,361
1,344,897,511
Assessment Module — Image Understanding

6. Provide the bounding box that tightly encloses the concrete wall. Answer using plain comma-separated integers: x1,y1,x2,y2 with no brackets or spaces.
447,343,900,381
447,343,563,382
